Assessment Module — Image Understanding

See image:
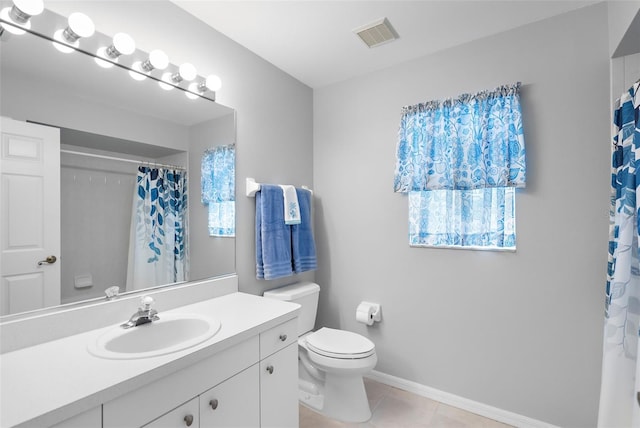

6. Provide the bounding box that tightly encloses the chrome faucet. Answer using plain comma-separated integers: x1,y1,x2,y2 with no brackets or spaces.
121,296,160,329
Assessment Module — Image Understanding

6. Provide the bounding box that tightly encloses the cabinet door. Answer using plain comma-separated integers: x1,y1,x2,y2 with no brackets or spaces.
260,343,299,428
200,364,259,428
143,397,199,428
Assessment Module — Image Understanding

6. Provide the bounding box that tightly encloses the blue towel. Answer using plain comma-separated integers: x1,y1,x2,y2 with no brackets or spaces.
292,188,317,273
256,185,294,280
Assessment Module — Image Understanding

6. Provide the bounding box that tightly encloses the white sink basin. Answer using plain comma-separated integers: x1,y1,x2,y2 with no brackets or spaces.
88,313,221,360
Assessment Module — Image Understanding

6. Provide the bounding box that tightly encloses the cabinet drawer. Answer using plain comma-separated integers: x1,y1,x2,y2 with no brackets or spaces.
260,318,297,359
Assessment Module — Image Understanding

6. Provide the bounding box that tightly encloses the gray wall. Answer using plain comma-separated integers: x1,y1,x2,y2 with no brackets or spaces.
313,4,610,427
608,2,640,56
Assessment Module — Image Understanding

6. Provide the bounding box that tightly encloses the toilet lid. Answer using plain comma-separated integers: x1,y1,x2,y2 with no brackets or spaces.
306,327,375,359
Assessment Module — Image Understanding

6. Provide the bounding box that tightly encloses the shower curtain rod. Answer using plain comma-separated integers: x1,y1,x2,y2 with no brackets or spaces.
60,149,186,171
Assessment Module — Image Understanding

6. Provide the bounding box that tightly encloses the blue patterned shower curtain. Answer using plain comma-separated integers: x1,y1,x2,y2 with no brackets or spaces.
126,166,188,290
599,81,640,427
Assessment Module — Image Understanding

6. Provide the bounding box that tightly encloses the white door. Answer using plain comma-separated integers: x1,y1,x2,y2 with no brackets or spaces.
0,117,60,316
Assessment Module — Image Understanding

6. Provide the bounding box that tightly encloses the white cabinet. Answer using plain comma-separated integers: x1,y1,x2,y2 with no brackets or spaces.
200,364,259,427
143,398,199,428
101,318,299,428
103,337,259,428
260,343,299,428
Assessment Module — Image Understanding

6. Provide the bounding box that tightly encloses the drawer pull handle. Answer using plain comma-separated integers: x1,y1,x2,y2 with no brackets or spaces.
279,334,287,342
184,414,194,426
266,365,274,375
210,399,219,410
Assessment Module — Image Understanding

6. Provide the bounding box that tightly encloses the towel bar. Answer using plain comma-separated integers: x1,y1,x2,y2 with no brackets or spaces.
246,177,312,197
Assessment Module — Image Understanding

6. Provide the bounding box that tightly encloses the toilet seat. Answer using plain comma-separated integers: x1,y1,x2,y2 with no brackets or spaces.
305,327,375,359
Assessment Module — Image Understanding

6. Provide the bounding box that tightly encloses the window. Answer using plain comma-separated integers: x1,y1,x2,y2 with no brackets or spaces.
408,188,516,250
394,83,525,250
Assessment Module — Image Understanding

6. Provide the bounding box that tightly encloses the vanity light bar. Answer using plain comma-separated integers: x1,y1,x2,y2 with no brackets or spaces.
0,2,222,101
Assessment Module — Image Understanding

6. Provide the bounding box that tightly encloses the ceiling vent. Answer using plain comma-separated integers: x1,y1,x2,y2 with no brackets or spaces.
354,17,399,48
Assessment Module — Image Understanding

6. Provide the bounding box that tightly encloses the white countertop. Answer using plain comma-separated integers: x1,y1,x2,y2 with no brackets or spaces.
0,292,300,428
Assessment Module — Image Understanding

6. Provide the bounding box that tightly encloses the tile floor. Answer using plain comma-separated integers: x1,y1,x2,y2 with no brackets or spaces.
299,378,514,428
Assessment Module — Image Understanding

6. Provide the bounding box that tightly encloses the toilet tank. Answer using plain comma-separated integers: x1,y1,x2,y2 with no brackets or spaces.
263,281,320,336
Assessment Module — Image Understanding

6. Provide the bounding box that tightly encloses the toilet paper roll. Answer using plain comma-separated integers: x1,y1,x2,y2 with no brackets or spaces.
356,302,375,326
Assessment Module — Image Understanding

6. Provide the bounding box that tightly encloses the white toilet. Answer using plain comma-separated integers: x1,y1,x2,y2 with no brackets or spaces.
263,281,377,423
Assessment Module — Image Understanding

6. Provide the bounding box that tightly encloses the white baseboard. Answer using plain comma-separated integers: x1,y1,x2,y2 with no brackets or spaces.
366,370,560,428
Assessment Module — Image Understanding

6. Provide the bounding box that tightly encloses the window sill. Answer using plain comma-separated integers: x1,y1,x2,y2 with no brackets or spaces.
409,244,516,252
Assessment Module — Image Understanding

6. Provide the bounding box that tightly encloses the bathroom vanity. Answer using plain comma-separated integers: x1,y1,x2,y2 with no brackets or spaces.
0,290,300,428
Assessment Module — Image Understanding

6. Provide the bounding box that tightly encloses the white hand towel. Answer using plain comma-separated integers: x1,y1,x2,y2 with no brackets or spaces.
279,185,301,225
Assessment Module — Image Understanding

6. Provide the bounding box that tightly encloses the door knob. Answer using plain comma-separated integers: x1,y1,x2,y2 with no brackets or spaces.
266,365,274,374
37,255,57,266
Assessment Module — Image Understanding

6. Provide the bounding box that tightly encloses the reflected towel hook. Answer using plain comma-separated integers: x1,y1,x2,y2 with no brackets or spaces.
246,177,312,197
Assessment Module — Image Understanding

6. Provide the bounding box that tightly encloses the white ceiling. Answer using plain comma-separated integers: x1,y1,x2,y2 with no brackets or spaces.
172,0,598,89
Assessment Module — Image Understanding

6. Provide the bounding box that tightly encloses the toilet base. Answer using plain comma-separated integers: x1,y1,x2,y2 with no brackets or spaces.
298,371,372,423
299,378,324,409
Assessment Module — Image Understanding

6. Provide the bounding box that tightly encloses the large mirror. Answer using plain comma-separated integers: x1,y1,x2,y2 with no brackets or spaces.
0,8,236,318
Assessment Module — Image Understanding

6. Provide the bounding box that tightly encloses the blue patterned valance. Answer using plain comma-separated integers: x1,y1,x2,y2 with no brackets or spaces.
394,83,526,193
202,145,235,237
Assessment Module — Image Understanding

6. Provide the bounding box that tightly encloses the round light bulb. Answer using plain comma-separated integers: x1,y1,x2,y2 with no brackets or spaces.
186,82,200,100
0,7,29,35
129,61,147,81
52,29,77,53
158,72,174,90
112,32,135,56
148,49,168,70
13,0,44,18
1,0,43,35
67,12,95,39
205,74,222,92
178,63,197,82
94,47,114,68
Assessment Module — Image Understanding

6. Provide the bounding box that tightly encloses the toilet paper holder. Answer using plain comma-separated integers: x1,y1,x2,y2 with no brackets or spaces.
356,301,382,325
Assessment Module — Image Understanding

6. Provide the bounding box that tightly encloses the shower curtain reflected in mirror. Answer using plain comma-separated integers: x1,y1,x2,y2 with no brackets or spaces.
126,166,188,291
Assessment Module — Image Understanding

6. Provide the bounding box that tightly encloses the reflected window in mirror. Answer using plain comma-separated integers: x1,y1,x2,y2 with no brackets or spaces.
201,144,236,237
